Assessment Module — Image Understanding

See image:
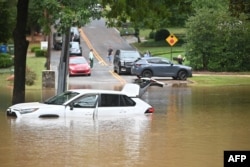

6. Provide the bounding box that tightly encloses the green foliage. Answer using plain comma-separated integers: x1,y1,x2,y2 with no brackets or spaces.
25,67,37,86
154,29,170,41
103,0,193,32
0,0,16,43
185,0,250,72
149,31,155,39
31,46,40,52
35,49,47,57
0,53,14,68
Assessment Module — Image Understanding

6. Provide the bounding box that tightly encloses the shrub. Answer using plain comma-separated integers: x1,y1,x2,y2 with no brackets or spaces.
154,29,170,41
149,31,155,39
25,67,37,86
0,53,14,68
35,49,47,57
30,46,40,52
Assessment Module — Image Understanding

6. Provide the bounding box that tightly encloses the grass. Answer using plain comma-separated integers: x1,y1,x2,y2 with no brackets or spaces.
26,56,46,89
0,56,46,89
134,28,250,86
0,42,46,90
189,75,250,86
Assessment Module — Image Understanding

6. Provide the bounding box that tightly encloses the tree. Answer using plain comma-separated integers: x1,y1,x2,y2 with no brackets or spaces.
102,0,193,42
12,0,29,104
229,0,250,19
185,0,250,71
0,0,16,43
11,0,101,104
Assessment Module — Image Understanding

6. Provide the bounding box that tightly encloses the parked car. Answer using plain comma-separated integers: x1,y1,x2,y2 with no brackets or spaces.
6,82,159,119
69,41,82,56
70,27,81,43
53,32,62,50
131,57,192,80
69,56,91,76
113,49,141,75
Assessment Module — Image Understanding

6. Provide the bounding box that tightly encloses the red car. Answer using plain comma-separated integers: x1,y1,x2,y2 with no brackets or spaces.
69,56,91,76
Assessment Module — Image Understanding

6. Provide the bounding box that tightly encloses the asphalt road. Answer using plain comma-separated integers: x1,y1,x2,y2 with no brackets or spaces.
51,18,189,90
51,18,140,90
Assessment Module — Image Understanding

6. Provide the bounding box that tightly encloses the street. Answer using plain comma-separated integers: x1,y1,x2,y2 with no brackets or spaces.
50,18,189,90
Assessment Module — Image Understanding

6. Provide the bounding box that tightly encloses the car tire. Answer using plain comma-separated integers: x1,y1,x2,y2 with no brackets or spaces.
142,70,153,78
178,70,187,80
117,66,121,75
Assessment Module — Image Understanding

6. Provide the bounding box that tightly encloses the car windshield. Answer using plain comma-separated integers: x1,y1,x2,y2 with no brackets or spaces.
70,57,87,64
70,42,79,49
44,91,79,105
120,52,141,59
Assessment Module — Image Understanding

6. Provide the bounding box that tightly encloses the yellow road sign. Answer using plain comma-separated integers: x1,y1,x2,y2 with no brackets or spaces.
166,34,178,46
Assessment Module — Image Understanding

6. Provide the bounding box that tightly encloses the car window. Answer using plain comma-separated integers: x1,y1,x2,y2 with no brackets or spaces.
147,58,160,64
120,95,136,106
120,52,141,59
70,57,87,64
44,91,79,105
70,42,79,49
159,58,170,64
100,94,119,106
72,94,98,108
100,94,135,107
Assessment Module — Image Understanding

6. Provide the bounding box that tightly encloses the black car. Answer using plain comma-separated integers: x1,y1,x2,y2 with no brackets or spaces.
113,50,141,75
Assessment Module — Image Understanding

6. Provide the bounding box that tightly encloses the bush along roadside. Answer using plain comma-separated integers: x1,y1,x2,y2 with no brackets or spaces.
0,53,14,68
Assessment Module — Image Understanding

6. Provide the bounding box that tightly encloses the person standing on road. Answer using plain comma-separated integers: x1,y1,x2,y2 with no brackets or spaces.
107,46,113,65
89,49,94,68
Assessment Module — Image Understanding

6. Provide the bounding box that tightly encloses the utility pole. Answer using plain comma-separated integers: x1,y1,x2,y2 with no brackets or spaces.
57,28,70,95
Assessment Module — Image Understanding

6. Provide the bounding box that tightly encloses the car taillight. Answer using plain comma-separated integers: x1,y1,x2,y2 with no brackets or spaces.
135,64,141,67
145,107,155,113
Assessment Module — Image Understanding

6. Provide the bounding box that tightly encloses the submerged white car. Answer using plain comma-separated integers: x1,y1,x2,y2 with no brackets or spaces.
6,81,164,119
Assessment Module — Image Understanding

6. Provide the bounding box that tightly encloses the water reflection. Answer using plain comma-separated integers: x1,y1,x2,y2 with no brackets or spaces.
6,115,153,167
0,85,250,167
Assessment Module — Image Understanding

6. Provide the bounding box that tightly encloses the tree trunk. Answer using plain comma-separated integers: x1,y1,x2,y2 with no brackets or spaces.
12,0,29,104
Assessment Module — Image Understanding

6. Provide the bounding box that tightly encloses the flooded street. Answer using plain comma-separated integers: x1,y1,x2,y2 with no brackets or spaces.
0,85,250,167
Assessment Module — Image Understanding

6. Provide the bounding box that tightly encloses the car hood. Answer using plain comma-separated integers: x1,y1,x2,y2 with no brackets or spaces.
8,102,60,110
174,64,192,69
70,64,89,70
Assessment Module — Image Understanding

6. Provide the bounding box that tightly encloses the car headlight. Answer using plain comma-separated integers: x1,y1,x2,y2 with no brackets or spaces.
20,108,39,114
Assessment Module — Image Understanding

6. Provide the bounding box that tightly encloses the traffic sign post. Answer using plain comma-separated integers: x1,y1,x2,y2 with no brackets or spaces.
166,34,178,61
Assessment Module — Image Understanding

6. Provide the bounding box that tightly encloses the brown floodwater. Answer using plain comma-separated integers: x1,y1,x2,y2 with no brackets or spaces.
0,85,250,167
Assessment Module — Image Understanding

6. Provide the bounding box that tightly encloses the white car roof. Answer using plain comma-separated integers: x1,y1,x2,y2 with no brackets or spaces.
68,84,140,97
70,42,80,48
67,89,123,95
